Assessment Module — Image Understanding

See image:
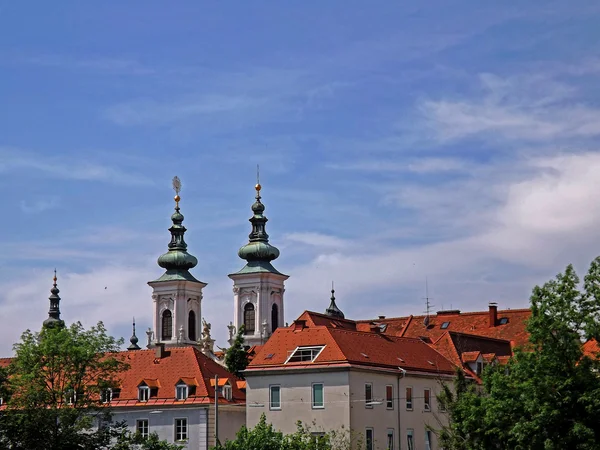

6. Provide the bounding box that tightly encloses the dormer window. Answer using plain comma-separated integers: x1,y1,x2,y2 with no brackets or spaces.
285,346,325,364
222,384,232,401
176,383,188,401
101,388,113,404
138,386,150,402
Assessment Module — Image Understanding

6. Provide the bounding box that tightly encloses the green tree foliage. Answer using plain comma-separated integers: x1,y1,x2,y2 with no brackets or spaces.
437,258,600,450
0,321,181,450
211,414,358,450
224,325,249,379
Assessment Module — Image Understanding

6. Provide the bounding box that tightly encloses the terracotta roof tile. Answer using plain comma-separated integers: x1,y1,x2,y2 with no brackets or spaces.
249,326,457,375
583,339,600,357
461,351,481,363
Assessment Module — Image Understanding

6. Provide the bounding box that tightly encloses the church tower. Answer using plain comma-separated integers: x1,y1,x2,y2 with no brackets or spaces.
229,181,288,348
43,270,65,329
147,177,206,348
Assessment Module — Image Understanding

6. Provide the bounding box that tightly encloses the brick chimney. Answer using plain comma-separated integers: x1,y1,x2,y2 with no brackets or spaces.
292,319,306,332
155,342,166,359
488,303,498,328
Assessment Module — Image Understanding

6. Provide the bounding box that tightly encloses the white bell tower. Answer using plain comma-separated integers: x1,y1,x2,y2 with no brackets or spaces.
229,181,288,348
148,177,206,348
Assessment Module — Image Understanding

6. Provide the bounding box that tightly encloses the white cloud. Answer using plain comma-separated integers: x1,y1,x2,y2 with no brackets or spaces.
0,148,152,186
20,196,60,214
419,73,600,142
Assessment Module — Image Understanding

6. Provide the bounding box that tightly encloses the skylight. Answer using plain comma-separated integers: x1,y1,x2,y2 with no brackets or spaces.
265,353,274,360
499,318,509,325
285,346,325,363
397,357,405,363
427,360,435,366
441,321,450,329
361,352,369,358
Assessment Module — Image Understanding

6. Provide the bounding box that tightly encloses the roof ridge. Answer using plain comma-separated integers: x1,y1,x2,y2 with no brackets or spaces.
448,331,513,344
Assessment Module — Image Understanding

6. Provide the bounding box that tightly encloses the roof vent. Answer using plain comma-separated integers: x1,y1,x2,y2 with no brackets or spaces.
397,357,405,363
361,353,369,358
427,360,435,366
378,315,386,320
292,320,307,332
437,310,461,316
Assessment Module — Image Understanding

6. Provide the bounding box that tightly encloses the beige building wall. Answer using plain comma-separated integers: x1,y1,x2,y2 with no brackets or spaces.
207,404,246,448
246,368,451,450
245,369,351,435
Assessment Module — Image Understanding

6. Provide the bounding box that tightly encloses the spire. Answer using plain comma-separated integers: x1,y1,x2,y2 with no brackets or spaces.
128,317,141,350
236,176,283,275
154,176,201,282
43,269,65,329
325,282,345,319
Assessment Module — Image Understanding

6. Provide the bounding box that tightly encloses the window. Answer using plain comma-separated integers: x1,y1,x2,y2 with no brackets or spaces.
312,383,324,409
223,384,232,401
176,383,188,400
365,428,374,450
441,321,450,329
136,419,149,438
285,346,325,363
244,303,255,334
271,304,279,332
65,389,76,405
476,361,483,376
269,385,281,410
386,385,394,409
365,383,373,408
424,388,431,411
499,317,509,325
406,387,413,410
138,386,150,402
425,429,432,450
387,429,395,450
407,429,414,450
101,388,112,404
175,418,188,441
188,311,196,341
161,310,172,340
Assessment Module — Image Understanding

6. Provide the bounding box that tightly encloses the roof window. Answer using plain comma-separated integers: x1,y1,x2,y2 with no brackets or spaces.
441,321,450,329
265,353,274,360
397,357,405,363
499,317,508,325
285,346,325,363
361,353,369,358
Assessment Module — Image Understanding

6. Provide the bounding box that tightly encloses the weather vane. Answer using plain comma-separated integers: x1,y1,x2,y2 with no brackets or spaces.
172,176,181,208
255,165,261,193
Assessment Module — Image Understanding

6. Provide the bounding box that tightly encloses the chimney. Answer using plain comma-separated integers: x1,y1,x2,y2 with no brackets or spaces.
378,315,386,320
292,319,306,332
370,324,382,334
488,303,498,328
155,342,166,359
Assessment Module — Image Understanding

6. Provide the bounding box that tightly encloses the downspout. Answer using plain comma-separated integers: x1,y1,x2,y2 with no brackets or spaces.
397,368,405,450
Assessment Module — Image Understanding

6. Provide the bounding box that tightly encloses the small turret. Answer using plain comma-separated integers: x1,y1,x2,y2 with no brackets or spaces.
43,270,65,329
128,317,141,350
325,283,345,319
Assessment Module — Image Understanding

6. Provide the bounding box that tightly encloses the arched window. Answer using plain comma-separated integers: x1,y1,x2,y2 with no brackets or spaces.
271,304,279,333
244,303,255,335
161,310,172,340
188,311,196,341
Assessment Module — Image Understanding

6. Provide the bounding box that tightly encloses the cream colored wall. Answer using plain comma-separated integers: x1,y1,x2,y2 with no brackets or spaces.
398,374,450,450
208,404,246,447
245,369,351,436
246,368,451,450
348,370,399,450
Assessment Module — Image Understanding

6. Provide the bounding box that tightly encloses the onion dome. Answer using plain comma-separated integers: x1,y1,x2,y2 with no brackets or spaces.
233,183,286,276
152,177,203,283
128,317,141,350
325,284,345,319
43,270,65,329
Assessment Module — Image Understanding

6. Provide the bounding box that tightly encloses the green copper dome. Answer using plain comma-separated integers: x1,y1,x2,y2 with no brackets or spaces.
232,183,286,277
152,183,204,283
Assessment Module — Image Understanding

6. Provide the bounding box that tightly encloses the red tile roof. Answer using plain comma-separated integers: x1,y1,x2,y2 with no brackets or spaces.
248,325,458,376
583,339,600,358
360,307,532,348
110,347,244,407
0,358,12,368
461,351,481,363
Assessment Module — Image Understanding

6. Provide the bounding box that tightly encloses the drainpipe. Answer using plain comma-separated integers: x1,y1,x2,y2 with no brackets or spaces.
397,368,406,449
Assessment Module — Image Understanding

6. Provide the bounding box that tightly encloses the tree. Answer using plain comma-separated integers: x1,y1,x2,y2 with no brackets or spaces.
210,414,358,450
0,321,181,450
224,325,249,379
437,257,600,450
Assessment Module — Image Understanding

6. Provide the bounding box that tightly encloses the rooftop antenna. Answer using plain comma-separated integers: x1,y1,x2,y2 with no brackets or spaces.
422,276,435,327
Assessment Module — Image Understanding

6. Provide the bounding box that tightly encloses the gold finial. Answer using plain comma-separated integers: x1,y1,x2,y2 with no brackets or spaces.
172,176,181,208
53,268,57,284
255,164,261,192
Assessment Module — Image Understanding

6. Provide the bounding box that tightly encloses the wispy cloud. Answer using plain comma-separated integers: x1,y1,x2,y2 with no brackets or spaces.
328,157,473,174
0,148,153,186
22,55,155,76
20,196,60,214
419,73,600,143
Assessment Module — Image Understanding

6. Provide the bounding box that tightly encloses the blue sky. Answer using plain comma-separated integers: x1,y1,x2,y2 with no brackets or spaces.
1,1,600,355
